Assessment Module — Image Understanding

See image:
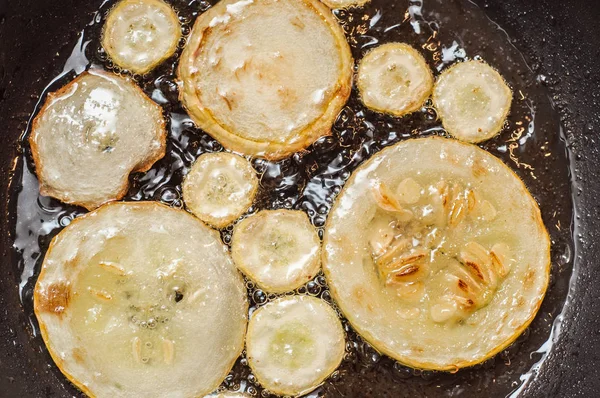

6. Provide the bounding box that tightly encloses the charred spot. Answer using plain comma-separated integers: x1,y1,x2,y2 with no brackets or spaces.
457,279,469,292
464,261,485,281
396,265,420,277
489,251,507,276
406,253,426,264
291,16,305,30
222,95,233,111
381,195,395,208
37,282,71,317
489,250,501,265
64,256,80,268
392,253,426,269
372,183,402,212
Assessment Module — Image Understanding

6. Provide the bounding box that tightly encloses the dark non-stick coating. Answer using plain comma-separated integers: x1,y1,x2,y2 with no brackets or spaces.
0,0,599,397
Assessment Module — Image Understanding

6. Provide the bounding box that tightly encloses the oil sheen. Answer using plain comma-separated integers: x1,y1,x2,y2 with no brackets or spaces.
8,0,575,397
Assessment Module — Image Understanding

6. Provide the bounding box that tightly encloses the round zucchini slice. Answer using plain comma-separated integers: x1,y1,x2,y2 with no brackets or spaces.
231,210,321,293
246,295,345,396
433,60,512,143
182,152,258,229
102,0,181,74
323,137,550,371
29,70,166,210
357,43,433,117
34,202,248,397
178,0,353,160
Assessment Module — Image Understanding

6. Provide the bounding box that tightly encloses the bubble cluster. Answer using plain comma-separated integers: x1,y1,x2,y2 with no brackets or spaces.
128,303,172,330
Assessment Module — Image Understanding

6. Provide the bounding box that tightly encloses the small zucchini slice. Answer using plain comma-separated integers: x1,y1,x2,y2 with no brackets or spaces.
102,0,181,74
358,43,434,117
433,60,512,143
182,152,258,229
232,210,321,293
246,295,345,396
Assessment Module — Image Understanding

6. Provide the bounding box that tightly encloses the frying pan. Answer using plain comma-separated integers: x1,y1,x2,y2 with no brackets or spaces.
0,0,598,397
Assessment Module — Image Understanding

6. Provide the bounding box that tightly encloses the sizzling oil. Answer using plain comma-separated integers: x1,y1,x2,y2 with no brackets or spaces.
8,0,575,397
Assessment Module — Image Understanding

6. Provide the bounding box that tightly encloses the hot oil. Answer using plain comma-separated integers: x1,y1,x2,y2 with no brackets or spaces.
8,0,574,397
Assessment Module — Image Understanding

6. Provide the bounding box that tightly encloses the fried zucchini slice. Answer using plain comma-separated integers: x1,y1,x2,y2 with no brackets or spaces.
29,70,166,210
357,43,433,116
231,210,321,293
178,0,353,160
34,202,248,397
102,0,181,74
182,152,258,229
433,60,512,143
323,137,550,371
246,296,345,396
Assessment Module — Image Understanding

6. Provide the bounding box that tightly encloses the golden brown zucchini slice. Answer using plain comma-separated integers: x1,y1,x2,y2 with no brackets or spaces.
433,60,512,143
323,137,550,371
357,43,433,117
29,70,166,210
182,152,258,229
246,295,345,396
34,202,248,397
178,0,353,160
231,210,321,293
102,0,181,74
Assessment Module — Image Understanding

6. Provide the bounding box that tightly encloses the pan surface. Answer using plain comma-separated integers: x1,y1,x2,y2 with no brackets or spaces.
0,0,598,397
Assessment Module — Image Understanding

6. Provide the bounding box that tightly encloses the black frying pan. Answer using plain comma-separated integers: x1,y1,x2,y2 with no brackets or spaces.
0,0,599,397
